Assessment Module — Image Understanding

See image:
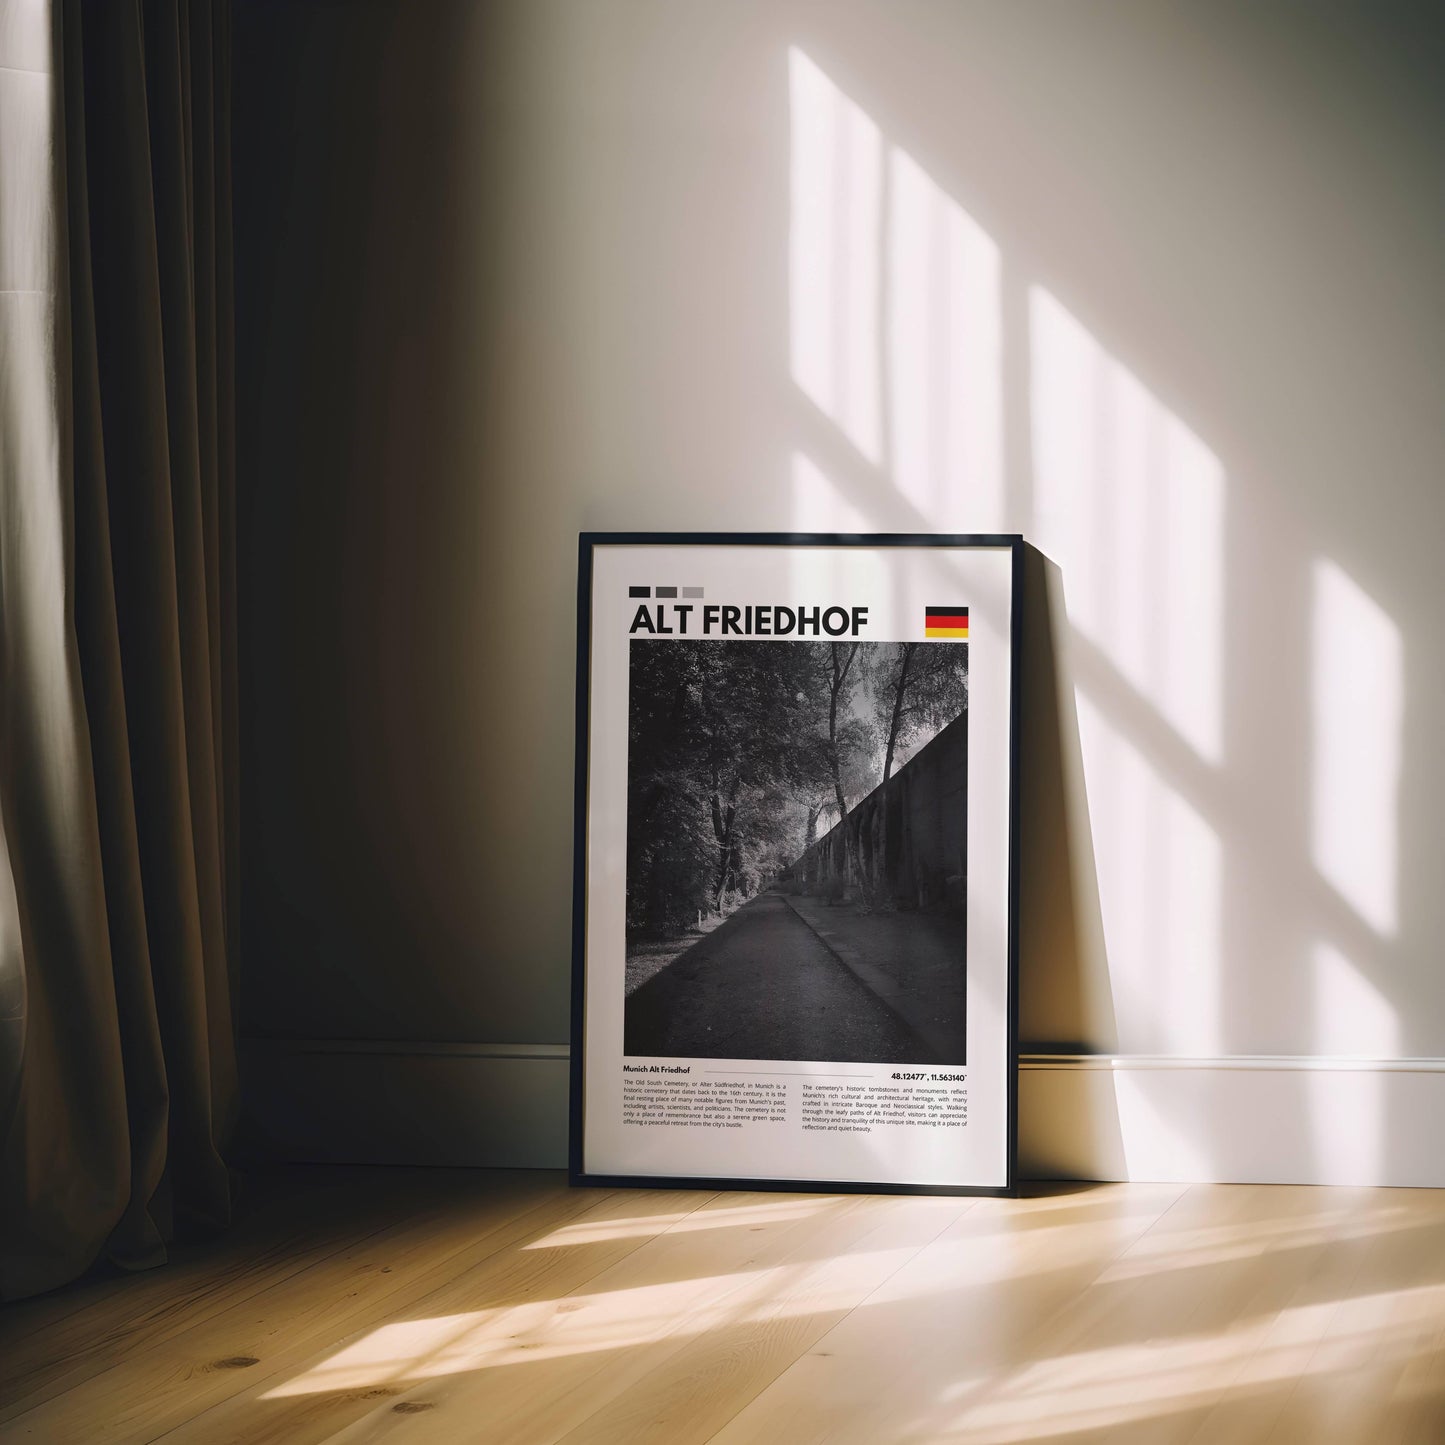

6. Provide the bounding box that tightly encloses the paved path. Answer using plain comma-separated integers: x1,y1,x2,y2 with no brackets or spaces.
783,894,967,1065
625,892,930,1064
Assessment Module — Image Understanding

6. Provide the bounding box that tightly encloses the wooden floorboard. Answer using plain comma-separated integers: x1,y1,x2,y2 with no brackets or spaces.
0,1167,475,1413
2,1170,1443,1443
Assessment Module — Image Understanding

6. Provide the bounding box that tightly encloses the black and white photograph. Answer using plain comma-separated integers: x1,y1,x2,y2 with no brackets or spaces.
623,636,969,1065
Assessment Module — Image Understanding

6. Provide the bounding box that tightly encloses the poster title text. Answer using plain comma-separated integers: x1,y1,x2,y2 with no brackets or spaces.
629,604,870,637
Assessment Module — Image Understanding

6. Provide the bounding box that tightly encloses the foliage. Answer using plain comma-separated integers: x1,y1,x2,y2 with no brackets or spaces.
866,641,969,781
626,640,874,936
625,638,965,936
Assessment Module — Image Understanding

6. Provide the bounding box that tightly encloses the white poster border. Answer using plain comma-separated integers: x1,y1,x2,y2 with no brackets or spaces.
569,533,1022,1197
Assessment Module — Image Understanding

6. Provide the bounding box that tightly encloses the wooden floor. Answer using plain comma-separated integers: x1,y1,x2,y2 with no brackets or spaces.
2,1170,1444,1443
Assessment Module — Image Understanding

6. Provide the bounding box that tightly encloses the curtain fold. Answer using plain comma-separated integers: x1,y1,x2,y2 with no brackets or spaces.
0,0,237,1301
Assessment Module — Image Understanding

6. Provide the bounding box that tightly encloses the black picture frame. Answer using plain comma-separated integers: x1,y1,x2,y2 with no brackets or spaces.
570,532,1023,1197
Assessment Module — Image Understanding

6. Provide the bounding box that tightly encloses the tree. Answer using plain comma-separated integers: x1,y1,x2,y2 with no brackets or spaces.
626,639,902,932
626,640,834,933
871,641,968,783
699,642,833,910
825,641,867,902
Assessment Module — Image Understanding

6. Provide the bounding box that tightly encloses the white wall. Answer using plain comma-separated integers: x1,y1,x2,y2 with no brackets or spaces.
235,0,1445,1184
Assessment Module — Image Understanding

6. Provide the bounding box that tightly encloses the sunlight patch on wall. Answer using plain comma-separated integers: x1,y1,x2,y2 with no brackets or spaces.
789,48,881,462
1031,288,1225,765
1110,1069,1210,1183
788,452,891,621
791,450,870,533
1305,1068,1388,1187
887,149,1002,529
790,47,1007,530
1310,559,1403,938
1306,941,1398,1182
1076,690,1222,1055
1311,941,1399,1057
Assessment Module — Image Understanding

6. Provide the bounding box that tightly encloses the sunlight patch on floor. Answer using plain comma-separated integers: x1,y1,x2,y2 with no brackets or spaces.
264,1241,922,1398
926,1282,1445,1443
524,1196,831,1249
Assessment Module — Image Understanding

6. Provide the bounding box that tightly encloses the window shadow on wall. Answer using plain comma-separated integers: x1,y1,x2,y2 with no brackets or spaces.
782,1,1426,1188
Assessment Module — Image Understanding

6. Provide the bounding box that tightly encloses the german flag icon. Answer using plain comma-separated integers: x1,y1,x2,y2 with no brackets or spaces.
925,606,969,639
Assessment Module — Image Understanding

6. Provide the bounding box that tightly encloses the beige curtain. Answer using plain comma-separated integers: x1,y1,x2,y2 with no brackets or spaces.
0,0,238,1301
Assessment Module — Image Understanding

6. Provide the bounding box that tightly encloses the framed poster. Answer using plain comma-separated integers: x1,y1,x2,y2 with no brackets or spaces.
570,533,1022,1196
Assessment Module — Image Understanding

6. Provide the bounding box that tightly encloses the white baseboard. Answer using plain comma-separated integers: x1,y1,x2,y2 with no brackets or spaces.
1019,1053,1445,1188
238,1039,571,1168
239,1041,1445,1187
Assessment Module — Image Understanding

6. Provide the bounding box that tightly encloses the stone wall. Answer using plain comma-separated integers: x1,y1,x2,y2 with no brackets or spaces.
781,713,968,914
